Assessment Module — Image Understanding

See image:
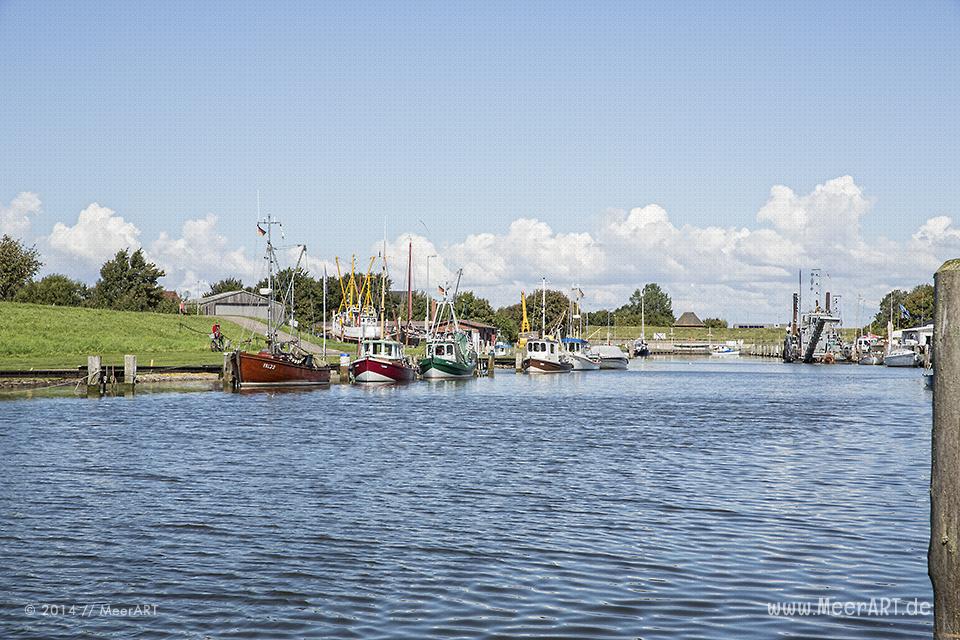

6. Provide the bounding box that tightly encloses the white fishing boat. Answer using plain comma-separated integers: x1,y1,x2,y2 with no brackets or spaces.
330,256,383,342
884,348,918,368
522,338,573,374
591,344,629,369
561,337,600,370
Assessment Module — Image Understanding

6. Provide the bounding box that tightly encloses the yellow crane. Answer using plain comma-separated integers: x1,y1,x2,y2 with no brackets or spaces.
519,290,532,349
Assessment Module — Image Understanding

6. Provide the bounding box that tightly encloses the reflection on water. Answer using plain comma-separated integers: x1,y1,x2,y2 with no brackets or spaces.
0,359,932,638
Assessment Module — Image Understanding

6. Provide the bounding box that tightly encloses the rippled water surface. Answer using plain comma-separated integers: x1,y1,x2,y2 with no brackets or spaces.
0,359,933,638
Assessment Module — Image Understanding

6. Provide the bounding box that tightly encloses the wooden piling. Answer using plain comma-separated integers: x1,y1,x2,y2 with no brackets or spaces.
932,259,960,638
515,350,522,373
487,352,495,377
339,353,350,384
86,355,101,397
123,355,136,394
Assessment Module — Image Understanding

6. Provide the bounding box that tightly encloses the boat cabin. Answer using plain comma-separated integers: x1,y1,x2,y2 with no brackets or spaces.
427,341,457,359
360,340,404,360
561,337,589,354
526,339,559,356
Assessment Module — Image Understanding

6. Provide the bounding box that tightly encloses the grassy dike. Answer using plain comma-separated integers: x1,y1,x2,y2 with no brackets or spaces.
0,302,272,370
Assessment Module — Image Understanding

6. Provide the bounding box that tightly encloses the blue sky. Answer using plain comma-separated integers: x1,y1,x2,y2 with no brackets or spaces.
2,1,959,318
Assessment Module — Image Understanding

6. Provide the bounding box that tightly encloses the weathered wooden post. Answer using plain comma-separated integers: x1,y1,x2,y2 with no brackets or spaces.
515,349,522,373
932,259,960,638
339,353,350,384
123,355,136,395
86,355,101,397
222,352,235,391
487,352,495,377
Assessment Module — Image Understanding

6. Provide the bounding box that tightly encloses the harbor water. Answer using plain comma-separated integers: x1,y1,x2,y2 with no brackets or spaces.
0,358,933,638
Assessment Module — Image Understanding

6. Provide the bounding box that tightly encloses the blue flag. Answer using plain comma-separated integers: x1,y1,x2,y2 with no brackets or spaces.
899,303,911,320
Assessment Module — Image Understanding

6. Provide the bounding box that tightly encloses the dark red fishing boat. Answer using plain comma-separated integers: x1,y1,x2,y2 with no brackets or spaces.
236,350,330,387
231,211,331,388
350,339,416,383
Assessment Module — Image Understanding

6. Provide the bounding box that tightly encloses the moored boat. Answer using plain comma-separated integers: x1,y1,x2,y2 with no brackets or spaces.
522,339,573,374
884,347,918,368
710,344,741,358
418,270,478,380
233,211,331,388
561,337,600,370
351,339,417,383
236,350,330,386
592,344,629,369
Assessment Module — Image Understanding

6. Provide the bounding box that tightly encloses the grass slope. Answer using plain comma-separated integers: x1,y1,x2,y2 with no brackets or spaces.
0,302,271,369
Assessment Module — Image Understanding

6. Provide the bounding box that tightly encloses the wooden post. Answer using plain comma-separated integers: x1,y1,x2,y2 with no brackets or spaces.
932,259,960,638
487,352,495,377
86,355,101,397
339,353,350,384
123,355,136,394
515,349,522,373
222,352,236,391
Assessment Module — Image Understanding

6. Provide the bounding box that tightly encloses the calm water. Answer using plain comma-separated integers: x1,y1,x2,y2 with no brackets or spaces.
0,359,933,639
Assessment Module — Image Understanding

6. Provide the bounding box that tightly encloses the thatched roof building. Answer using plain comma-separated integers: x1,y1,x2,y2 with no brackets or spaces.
674,311,705,328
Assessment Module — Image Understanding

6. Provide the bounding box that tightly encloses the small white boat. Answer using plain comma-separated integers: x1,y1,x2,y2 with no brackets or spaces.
710,344,740,358
859,354,882,365
591,345,629,370
884,348,918,368
561,338,600,371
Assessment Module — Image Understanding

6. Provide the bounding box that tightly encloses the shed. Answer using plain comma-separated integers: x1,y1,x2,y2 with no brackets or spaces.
434,318,498,352
193,290,283,321
674,311,705,328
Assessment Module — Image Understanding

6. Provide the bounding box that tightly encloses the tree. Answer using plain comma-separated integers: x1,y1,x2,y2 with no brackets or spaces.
14,274,88,306
455,291,495,323
90,248,166,311
904,284,934,325
703,317,728,329
207,277,245,296
0,235,42,300
612,283,675,326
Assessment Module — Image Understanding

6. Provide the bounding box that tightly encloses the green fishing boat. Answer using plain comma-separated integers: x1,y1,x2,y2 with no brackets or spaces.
418,269,478,380
419,332,477,379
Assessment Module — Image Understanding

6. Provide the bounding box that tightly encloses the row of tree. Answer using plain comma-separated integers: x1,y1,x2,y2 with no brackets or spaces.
1,235,176,312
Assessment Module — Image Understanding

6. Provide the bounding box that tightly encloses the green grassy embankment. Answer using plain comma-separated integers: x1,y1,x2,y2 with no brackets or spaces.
0,302,271,370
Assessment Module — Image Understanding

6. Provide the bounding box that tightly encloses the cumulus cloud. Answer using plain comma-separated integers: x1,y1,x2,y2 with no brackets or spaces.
150,214,261,296
1,191,42,236
10,176,957,321
48,203,141,264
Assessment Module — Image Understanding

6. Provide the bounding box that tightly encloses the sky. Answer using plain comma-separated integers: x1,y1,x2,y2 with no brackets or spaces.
2,1,959,322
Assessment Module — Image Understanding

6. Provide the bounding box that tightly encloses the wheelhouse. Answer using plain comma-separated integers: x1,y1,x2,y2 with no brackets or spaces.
427,341,457,359
360,340,404,359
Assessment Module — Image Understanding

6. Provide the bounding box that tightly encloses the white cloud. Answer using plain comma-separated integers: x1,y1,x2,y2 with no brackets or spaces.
47,203,141,264
149,214,261,296
1,191,41,236
12,176,957,321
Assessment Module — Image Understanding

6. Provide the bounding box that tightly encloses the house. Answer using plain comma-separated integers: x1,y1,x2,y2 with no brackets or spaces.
191,290,283,321
433,318,498,352
674,311,705,328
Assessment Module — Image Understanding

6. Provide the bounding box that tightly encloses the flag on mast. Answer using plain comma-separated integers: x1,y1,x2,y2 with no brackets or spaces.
256,224,266,236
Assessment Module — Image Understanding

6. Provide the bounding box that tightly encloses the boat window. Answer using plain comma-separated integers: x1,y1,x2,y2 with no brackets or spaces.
550,343,555,354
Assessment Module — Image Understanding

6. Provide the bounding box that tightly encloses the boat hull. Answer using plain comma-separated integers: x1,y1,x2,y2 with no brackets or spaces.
522,358,573,374
599,357,629,370
567,353,600,370
418,357,475,379
350,356,416,383
236,351,331,386
884,352,918,367
859,355,882,365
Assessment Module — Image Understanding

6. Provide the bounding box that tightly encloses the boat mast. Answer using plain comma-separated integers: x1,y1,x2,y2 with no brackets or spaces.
541,276,546,337
641,290,646,341
406,239,413,343
380,225,387,338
